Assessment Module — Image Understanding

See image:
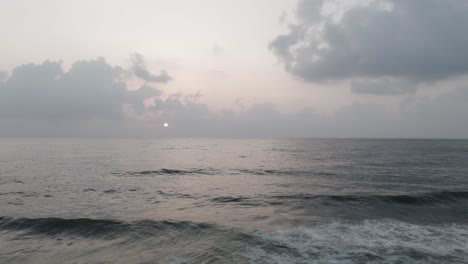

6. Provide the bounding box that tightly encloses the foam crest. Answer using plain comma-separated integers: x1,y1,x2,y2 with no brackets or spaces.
248,219,468,263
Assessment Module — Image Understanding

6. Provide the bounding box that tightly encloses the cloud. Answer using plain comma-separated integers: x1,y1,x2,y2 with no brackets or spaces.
130,53,172,83
126,85,163,114
296,0,325,23
1,56,468,138
278,11,288,25
151,92,211,120
351,78,418,95
146,98,288,137
270,0,468,94
399,87,468,137
0,71,7,81
0,57,162,120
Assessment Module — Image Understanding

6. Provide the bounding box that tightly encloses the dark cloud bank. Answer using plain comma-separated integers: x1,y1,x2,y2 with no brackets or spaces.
270,0,468,95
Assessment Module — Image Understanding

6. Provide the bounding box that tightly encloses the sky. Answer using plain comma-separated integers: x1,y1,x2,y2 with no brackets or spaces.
1,0,468,138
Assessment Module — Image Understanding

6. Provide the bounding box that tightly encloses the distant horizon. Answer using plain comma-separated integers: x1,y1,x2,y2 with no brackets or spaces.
1,136,467,140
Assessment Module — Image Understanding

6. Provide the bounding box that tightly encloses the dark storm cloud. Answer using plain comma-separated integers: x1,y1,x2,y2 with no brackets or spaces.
270,0,468,94
0,58,162,120
130,53,172,83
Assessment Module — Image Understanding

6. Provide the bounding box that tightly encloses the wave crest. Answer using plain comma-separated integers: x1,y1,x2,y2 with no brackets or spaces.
272,191,468,206
0,217,213,238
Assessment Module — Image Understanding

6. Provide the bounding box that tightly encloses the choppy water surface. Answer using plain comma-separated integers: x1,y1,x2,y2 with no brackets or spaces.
1,138,468,263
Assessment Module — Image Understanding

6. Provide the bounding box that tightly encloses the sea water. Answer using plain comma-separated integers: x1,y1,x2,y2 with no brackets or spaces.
1,138,467,263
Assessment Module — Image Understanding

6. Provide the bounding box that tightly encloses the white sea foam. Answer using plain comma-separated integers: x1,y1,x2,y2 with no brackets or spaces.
247,219,468,264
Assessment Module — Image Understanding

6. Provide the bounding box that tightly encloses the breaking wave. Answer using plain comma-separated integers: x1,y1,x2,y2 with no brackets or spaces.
1,217,467,263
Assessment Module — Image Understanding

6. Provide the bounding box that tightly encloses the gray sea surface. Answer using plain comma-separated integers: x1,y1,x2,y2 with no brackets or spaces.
1,138,468,263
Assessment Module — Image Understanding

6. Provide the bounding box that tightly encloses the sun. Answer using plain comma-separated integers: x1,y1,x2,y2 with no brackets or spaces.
163,122,169,128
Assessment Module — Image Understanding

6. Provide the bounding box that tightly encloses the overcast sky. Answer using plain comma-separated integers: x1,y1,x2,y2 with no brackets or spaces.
1,0,468,138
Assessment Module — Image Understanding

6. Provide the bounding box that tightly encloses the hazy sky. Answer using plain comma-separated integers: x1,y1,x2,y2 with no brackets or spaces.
1,0,468,138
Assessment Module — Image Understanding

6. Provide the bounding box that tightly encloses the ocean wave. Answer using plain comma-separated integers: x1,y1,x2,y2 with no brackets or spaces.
113,168,217,176
231,168,335,176
1,217,466,263
272,191,468,206
0,217,213,238
0,217,251,264
0,191,40,197
249,219,468,264
210,196,266,207
211,196,250,203
206,191,468,209
112,167,333,177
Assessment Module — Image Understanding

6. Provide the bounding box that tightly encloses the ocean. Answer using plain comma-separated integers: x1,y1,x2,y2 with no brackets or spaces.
0,138,467,263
